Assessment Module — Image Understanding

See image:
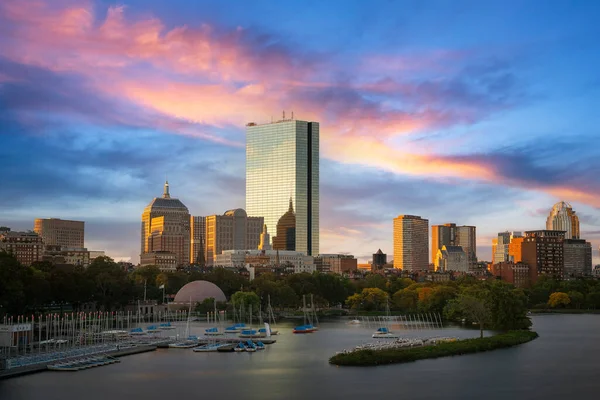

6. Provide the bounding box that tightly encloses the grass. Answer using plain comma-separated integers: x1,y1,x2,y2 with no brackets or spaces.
329,330,538,366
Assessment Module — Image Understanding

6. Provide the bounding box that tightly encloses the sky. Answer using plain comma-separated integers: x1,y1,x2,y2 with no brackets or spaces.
1,0,599,264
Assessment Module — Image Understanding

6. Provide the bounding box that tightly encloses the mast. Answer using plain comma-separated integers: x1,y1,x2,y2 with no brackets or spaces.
303,295,307,326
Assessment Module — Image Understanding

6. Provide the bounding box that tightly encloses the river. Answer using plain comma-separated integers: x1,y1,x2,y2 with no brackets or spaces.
0,314,598,399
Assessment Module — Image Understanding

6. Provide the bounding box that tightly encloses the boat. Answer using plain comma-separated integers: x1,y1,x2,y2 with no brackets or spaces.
204,303,224,336
224,323,245,334
372,327,401,339
255,341,265,350
130,327,145,336
293,295,317,334
192,343,226,352
217,343,236,352
169,340,197,349
245,341,257,352
169,297,197,348
234,342,246,352
293,325,313,334
265,295,279,335
238,329,262,339
159,322,176,330
348,319,361,325
146,325,160,333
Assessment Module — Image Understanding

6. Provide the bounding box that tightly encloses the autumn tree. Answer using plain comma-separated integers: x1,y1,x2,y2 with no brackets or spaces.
548,292,571,308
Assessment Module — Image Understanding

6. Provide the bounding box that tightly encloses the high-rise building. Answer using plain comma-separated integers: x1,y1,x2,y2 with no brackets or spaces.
246,118,319,256
273,198,296,251
141,181,190,268
190,216,206,265
521,230,565,281
493,232,521,264
508,236,525,263
259,225,272,251
205,209,263,265
563,239,592,278
0,230,44,266
546,201,580,239
34,218,84,248
372,249,387,270
431,224,476,267
393,215,429,271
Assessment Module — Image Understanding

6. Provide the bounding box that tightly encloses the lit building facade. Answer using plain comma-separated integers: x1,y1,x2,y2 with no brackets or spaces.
190,216,206,265
431,224,476,267
316,254,358,275
258,225,272,250
0,230,43,266
546,201,580,239
273,198,296,251
393,215,429,271
205,209,263,265
521,230,565,281
246,118,319,256
215,249,315,273
493,232,521,264
34,218,84,248
141,182,190,268
435,245,468,272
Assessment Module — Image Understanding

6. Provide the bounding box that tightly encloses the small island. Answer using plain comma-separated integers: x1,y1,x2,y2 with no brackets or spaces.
329,330,538,366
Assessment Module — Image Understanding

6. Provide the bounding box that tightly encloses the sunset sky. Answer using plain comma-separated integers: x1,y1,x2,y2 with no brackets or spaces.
1,0,599,264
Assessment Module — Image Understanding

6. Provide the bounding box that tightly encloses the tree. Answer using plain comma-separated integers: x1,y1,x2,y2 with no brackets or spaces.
486,281,530,330
393,289,418,312
346,288,388,311
203,268,248,297
453,295,491,338
568,291,584,309
548,292,571,308
231,291,260,311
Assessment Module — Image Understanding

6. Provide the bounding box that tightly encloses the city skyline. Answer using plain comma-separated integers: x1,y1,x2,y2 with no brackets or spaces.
1,0,600,264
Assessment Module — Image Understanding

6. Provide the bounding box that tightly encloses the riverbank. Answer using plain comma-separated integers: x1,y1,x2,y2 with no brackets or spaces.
329,330,538,366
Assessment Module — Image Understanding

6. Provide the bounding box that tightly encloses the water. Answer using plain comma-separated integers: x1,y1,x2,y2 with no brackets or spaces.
1,315,598,400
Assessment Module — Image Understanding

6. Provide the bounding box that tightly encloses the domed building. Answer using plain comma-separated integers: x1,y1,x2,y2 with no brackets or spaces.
170,280,227,310
140,181,191,269
273,198,296,251
205,208,263,265
546,201,580,239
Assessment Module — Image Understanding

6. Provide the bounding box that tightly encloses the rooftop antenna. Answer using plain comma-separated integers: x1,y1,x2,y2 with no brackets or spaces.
283,110,285,120
291,111,294,119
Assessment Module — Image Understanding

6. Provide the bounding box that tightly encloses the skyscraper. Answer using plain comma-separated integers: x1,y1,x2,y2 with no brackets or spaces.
246,118,319,256
522,230,565,281
34,218,84,248
273,198,296,251
190,216,206,265
205,209,263,265
546,201,580,239
141,181,190,268
393,215,429,271
431,223,476,267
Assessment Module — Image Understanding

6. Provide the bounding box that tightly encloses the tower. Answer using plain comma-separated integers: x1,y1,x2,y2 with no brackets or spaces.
546,201,580,239
246,119,319,255
393,215,429,271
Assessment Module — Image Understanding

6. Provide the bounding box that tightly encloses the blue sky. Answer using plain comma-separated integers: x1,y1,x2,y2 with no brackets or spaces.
0,0,599,263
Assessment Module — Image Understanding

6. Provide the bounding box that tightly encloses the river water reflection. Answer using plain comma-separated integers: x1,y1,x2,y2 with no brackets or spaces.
1,315,598,400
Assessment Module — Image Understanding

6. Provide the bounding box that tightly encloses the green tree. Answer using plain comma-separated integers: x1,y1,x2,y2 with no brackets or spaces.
86,256,133,311
346,288,388,311
548,292,571,308
203,268,247,297
393,288,418,312
568,291,584,309
231,291,260,311
452,294,491,338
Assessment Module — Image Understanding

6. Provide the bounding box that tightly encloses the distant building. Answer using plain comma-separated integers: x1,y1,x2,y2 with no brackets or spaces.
563,239,592,278
273,198,296,251
393,215,429,271
41,245,90,267
493,232,521,264
435,245,468,272
0,230,43,266
34,218,84,248
317,254,357,274
246,118,319,256
190,216,206,266
491,262,534,288
431,224,476,267
140,251,177,271
258,225,272,250
215,249,315,274
521,230,565,281
546,201,580,239
372,249,387,271
89,250,106,261
508,236,524,263
141,181,190,268
205,208,263,265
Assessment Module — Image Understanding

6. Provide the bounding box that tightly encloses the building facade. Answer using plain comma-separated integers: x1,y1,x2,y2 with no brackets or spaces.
273,198,296,251
431,224,476,267
0,230,43,266
316,254,357,275
393,215,429,271
140,251,177,271
34,218,84,248
435,245,469,272
563,239,592,278
491,262,533,288
246,118,319,256
141,182,191,268
372,249,387,271
508,236,524,263
215,249,315,274
190,216,206,266
521,230,565,281
546,201,580,239
205,209,263,265
258,225,272,250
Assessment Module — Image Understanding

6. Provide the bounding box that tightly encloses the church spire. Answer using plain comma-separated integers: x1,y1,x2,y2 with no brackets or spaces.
163,180,170,199
288,196,294,212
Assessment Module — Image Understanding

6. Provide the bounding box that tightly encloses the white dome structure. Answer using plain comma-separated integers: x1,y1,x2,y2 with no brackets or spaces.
170,280,227,309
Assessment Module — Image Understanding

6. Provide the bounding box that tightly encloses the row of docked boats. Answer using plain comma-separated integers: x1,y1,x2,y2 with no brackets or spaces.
47,355,120,372
192,340,267,353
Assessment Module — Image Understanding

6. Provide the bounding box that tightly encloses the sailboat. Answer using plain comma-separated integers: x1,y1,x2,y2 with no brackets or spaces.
239,304,262,338
293,295,316,333
372,301,400,339
225,302,246,334
204,302,224,336
262,295,279,335
169,298,198,348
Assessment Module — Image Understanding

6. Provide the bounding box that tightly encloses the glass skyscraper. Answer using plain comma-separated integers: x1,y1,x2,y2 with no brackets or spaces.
246,119,319,256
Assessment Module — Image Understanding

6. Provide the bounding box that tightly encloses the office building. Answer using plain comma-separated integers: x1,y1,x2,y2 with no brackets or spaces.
190,216,206,265
246,118,319,255
491,262,534,288
215,249,315,274
317,254,358,275
546,201,580,239
273,198,296,251
393,215,429,271
508,236,524,263
435,245,468,272
431,223,476,267
141,181,190,268
205,209,263,265
493,232,521,264
34,218,84,248
372,249,387,271
0,230,43,266
563,239,592,278
521,230,565,281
